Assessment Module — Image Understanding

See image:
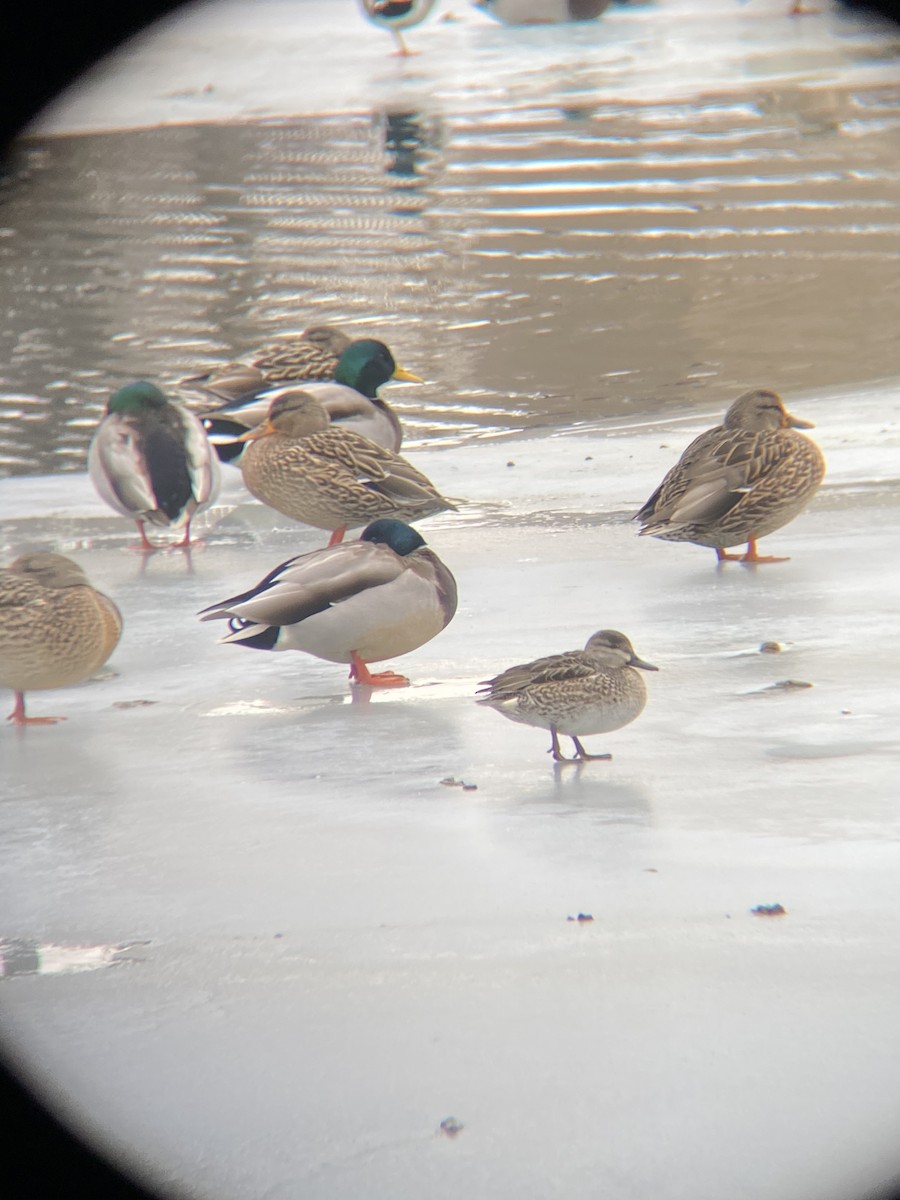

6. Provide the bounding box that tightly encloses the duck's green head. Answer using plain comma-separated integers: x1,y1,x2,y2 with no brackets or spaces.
361,519,426,556
107,381,169,415
334,339,423,398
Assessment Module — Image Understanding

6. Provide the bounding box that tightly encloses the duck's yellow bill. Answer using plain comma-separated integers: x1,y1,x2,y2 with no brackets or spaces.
392,365,424,384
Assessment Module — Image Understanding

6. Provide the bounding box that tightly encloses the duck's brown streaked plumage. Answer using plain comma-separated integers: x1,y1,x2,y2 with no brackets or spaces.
0,553,123,725
184,325,353,406
477,630,657,762
635,389,825,564
239,390,456,545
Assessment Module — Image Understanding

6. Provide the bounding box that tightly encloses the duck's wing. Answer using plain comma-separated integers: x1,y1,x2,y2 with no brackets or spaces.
172,406,220,507
306,430,455,511
250,340,341,384
477,650,598,699
198,539,404,630
637,426,794,532
182,363,268,406
88,416,163,518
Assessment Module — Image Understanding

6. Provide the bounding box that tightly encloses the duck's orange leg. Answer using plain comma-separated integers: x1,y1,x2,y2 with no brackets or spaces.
134,520,160,553
327,526,347,547
7,692,65,726
349,652,410,688
174,518,195,549
715,538,789,564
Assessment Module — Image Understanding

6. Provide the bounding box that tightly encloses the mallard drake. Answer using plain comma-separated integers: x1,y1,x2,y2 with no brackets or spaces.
238,390,456,545
477,630,657,762
89,381,221,551
473,0,611,22
199,518,457,687
359,0,439,54
635,389,826,564
0,553,123,725
185,324,352,405
199,337,421,463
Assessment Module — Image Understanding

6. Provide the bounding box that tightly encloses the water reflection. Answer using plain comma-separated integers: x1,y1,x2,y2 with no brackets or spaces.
1,80,900,476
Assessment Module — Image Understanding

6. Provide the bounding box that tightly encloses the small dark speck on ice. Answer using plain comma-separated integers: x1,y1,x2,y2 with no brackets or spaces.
751,903,787,917
439,1116,464,1137
567,913,594,923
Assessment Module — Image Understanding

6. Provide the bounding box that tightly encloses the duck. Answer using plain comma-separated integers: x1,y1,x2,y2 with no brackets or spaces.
473,0,611,23
0,553,123,725
359,0,439,54
184,324,353,405
198,518,457,688
238,389,456,546
635,389,826,564
199,337,421,464
89,381,221,551
477,629,657,762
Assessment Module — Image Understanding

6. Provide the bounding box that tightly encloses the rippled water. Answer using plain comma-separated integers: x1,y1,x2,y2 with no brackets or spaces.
1,2,899,476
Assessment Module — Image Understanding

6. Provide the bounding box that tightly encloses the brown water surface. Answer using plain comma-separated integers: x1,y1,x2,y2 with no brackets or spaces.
2,69,899,475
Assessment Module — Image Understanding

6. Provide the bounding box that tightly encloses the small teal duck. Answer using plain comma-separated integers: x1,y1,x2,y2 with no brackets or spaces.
477,630,657,762
359,0,439,54
200,337,421,463
89,381,221,550
636,389,826,564
238,389,455,545
0,553,123,725
199,518,457,688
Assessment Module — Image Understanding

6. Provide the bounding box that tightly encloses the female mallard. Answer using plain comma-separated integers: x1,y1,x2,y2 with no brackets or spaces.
89,381,220,550
635,389,825,564
186,324,353,405
477,630,657,762
238,390,455,545
200,337,421,463
359,0,439,54
199,518,457,688
0,553,123,725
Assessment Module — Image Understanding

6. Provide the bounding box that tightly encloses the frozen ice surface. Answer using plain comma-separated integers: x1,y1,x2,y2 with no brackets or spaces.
5,0,900,1194
2,381,900,1200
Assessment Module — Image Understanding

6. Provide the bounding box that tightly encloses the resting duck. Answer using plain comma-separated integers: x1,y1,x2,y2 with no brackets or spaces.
198,518,457,688
88,381,220,550
200,337,420,463
0,553,123,725
477,629,657,762
635,389,826,564
238,390,455,545
185,324,352,405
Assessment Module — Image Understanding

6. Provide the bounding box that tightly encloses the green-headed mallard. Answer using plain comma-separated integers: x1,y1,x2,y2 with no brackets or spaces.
89,381,221,551
199,518,457,687
0,553,123,725
185,324,353,405
477,629,657,762
636,389,826,564
238,390,456,546
359,0,439,54
200,337,421,463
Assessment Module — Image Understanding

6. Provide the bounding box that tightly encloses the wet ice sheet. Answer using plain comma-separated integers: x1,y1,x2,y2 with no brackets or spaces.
2,382,900,1200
